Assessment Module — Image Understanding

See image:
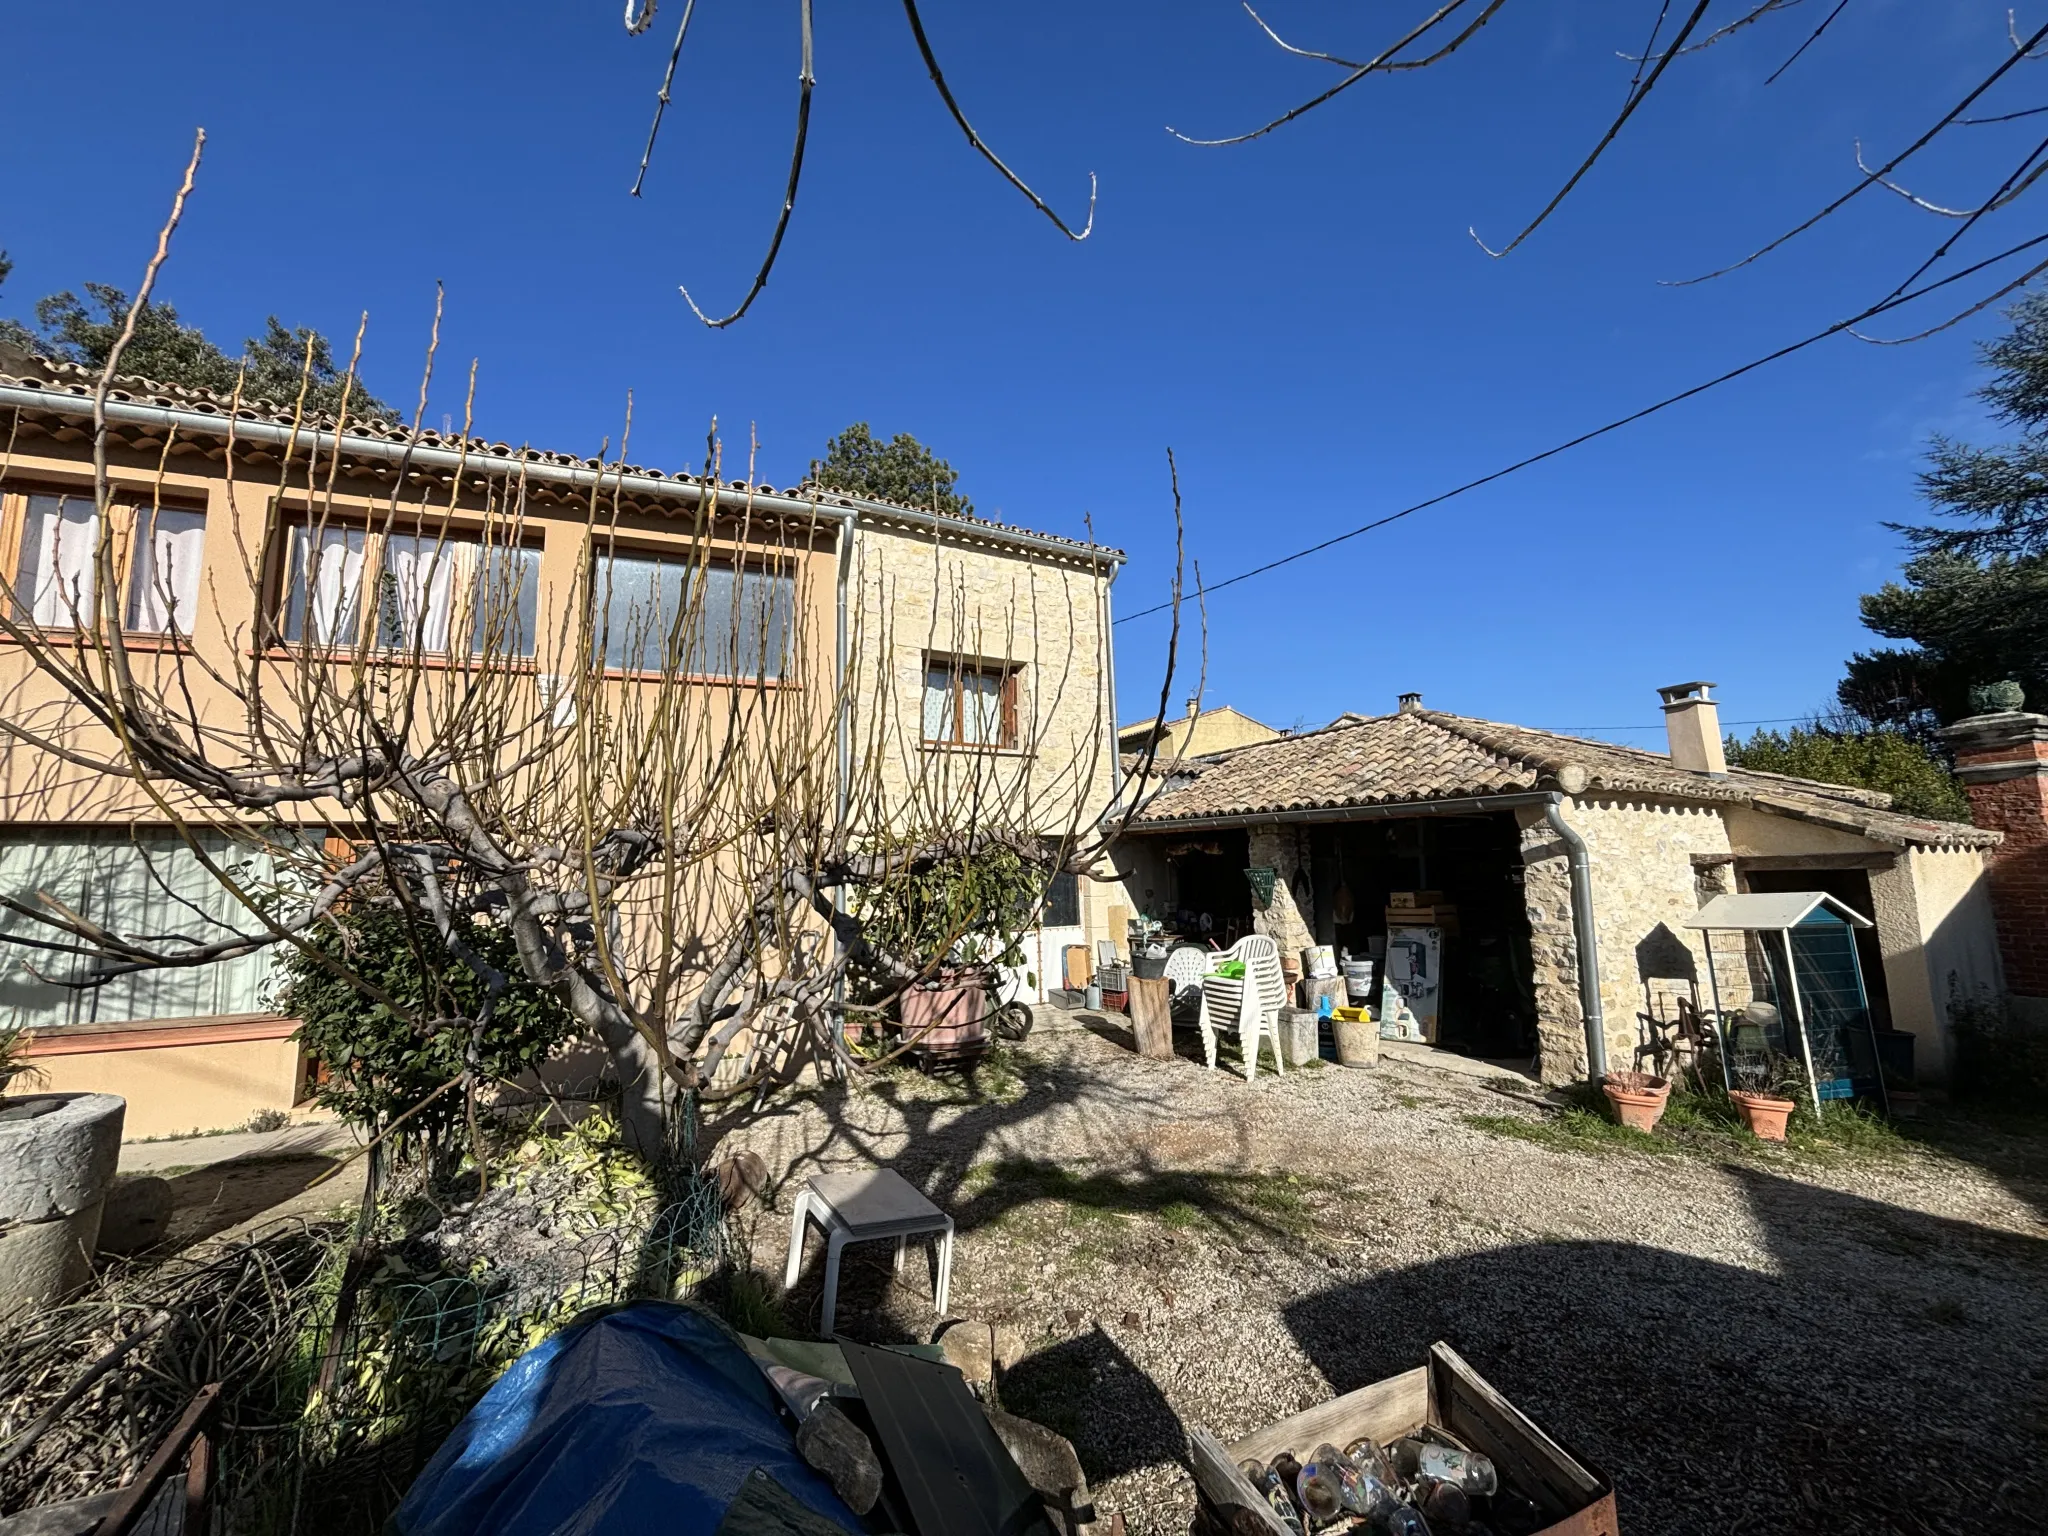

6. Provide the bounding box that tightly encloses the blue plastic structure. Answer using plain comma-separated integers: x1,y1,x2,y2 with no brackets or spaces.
392,1302,863,1536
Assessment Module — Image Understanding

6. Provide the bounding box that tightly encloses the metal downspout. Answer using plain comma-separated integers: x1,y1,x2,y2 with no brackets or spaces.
829,516,856,1063
1544,793,1608,1080
1102,562,1122,802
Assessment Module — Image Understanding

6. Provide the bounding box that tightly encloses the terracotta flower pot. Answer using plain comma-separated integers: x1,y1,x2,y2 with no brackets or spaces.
1730,1090,1796,1142
1601,1071,1671,1132
899,975,988,1051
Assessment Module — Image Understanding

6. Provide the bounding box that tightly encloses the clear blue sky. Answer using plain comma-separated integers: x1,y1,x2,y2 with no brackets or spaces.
0,2,2030,745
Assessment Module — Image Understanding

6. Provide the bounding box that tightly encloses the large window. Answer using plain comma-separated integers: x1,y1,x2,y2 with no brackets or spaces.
922,657,1019,748
10,493,210,635
14,493,100,626
127,506,207,635
280,525,541,657
0,828,284,1030
593,552,795,680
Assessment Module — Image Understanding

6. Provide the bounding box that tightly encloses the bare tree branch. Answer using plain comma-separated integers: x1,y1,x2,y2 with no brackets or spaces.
899,0,1095,239
679,0,813,327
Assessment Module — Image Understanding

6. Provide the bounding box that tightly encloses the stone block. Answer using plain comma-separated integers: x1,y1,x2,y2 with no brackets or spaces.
0,1094,125,1223
938,1318,1024,1384
0,1203,103,1323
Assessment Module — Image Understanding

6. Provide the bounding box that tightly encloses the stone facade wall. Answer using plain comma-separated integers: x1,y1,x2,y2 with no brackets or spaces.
1520,797,1735,1081
848,518,1117,831
848,518,1119,960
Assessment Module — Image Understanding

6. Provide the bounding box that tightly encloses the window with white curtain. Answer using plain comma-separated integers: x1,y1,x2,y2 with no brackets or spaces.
922,658,1018,748
0,828,285,1030
594,552,794,679
14,493,101,626
127,507,207,635
281,525,540,656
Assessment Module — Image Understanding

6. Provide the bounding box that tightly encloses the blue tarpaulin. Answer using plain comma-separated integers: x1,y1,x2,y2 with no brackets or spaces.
391,1302,865,1536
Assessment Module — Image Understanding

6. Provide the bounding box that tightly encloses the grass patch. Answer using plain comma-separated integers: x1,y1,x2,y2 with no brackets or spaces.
964,1158,1321,1239
1466,1084,1916,1164
1465,1108,1678,1158
705,1267,790,1338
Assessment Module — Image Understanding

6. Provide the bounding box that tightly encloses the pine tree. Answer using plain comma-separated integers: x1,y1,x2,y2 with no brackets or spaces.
812,423,973,516
1841,294,2048,727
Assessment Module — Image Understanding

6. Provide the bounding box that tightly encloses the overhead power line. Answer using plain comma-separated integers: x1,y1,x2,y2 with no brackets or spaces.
1115,230,2048,626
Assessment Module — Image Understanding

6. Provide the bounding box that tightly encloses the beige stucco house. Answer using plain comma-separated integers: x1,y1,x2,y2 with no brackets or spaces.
1111,685,2003,1086
1117,702,1282,762
0,353,1125,1134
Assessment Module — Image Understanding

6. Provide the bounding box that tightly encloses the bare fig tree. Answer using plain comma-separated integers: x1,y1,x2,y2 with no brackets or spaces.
0,144,1196,1159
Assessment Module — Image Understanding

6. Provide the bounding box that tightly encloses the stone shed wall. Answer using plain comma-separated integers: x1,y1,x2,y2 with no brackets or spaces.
1519,797,1734,1082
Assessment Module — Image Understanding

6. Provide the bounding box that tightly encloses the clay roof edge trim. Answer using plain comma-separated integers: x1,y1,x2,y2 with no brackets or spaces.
0,377,1124,568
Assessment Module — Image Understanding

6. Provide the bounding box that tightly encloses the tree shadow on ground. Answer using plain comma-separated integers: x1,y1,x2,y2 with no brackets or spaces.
1282,1164,2048,1536
161,1155,343,1250
745,1038,1308,1344
998,1325,1187,1486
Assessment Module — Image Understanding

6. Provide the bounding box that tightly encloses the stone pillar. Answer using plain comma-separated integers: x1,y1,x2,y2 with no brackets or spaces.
1941,703,2048,1023
1247,824,1314,962
1518,811,1586,1083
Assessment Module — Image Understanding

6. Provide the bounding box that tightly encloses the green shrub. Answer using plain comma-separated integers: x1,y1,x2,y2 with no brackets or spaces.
279,905,579,1152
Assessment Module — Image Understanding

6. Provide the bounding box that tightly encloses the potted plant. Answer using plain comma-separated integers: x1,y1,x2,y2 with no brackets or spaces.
1726,1037,1801,1142
1601,1069,1671,1132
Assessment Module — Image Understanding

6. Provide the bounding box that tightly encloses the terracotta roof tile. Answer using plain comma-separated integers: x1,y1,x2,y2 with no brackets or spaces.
0,353,1119,558
1129,707,1998,850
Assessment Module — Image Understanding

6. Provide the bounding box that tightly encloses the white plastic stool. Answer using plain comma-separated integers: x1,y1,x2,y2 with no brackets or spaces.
782,1169,954,1337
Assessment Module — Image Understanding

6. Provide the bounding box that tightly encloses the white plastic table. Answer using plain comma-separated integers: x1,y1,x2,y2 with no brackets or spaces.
782,1169,954,1337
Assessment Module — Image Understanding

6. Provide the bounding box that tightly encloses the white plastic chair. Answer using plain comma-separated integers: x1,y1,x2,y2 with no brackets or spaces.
1196,933,1289,1080
1162,943,1211,1014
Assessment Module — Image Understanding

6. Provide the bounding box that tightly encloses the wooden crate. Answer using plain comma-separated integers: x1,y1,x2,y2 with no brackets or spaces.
1189,1342,1617,1536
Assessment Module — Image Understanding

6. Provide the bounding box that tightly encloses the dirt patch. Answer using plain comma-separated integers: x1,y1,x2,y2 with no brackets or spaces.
721,1020,2048,1536
158,1155,358,1251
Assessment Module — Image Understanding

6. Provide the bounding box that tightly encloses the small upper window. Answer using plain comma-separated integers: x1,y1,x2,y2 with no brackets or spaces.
127,507,207,636
923,658,1018,749
15,493,100,627
281,525,540,657
593,553,794,680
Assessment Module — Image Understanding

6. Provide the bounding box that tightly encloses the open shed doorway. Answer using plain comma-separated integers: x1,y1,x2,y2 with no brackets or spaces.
1164,830,1252,946
1741,867,1894,1032
1307,813,1538,1062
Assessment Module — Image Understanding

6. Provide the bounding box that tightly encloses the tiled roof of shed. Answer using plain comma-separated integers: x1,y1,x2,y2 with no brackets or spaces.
1129,707,1998,850
0,352,1120,558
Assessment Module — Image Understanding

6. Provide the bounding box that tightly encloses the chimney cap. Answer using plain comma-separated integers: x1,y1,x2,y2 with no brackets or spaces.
1398,691,1424,713
1657,681,1719,708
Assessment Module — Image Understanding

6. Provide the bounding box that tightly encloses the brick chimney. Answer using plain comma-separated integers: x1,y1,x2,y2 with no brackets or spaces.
1941,690,2048,1015
1657,681,1727,776
1185,698,1200,719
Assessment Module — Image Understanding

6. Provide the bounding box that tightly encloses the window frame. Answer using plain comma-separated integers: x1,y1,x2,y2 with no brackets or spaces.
0,485,209,640
272,516,543,661
587,543,799,684
922,654,1021,751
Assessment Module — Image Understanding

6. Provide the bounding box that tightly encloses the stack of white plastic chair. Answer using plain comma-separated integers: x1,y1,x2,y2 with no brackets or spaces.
1196,933,1289,1080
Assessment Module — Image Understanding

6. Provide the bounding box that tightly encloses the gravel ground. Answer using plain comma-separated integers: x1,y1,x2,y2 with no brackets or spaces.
717,1013,2048,1536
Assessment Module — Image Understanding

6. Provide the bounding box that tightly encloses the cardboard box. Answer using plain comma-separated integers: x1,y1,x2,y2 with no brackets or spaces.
1190,1342,1618,1536
1386,890,1445,910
